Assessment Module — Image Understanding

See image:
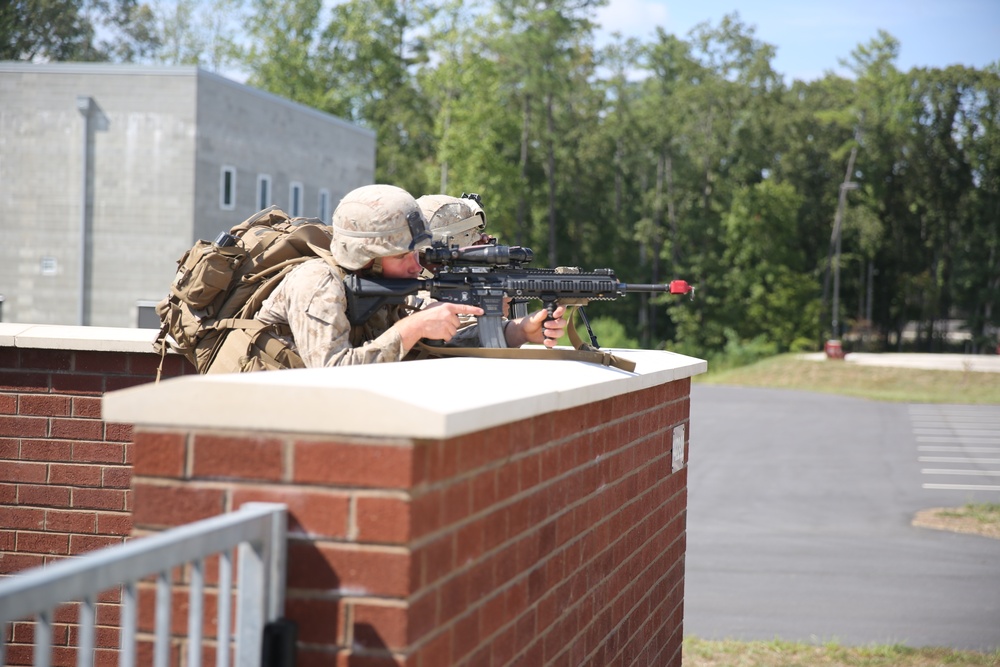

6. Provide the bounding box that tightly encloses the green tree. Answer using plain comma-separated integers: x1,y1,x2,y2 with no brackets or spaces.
152,0,245,71
2,0,160,62
719,180,818,348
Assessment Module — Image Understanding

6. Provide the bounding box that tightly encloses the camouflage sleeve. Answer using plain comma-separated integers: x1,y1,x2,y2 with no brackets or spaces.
257,259,405,367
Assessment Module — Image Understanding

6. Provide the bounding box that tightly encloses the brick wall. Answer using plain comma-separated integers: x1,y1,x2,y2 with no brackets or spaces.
0,328,193,665
122,371,692,667
2,328,704,667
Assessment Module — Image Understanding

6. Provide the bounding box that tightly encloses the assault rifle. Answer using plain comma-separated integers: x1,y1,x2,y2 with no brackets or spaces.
345,244,693,348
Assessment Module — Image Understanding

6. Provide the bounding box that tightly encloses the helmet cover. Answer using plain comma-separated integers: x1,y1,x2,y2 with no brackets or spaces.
331,184,431,270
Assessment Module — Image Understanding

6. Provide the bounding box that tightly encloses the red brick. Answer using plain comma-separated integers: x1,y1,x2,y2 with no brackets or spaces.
102,466,131,489
17,393,71,416
71,396,102,418
4,506,45,530
70,534,124,555
441,479,471,526
417,534,455,589
0,415,47,438
192,434,284,481
451,609,481,663
72,441,126,464
67,623,120,649
104,423,132,443
284,596,341,645
0,551,44,574
46,509,97,533
0,482,16,502
20,349,72,371
355,495,410,544
72,487,128,511
413,628,451,667
105,375,156,392
132,483,225,528
425,439,459,484
0,438,21,461
293,439,413,489
287,541,411,598
456,519,485,566
150,353,194,378
0,370,49,392
50,373,104,395
73,351,127,374
128,352,171,377
0,393,16,414
471,469,498,513
350,603,408,651
409,488,443,540
232,487,349,539
50,418,104,441
96,511,132,536
18,483,71,508
0,460,47,483
49,463,104,487
19,438,73,461
17,530,69,555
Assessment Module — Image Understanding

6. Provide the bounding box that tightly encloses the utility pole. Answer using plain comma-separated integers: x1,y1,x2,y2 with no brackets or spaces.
830,146,859,341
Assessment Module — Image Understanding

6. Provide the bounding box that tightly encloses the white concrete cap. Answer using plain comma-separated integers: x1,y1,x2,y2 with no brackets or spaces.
0,323,159,352
103,349,707,439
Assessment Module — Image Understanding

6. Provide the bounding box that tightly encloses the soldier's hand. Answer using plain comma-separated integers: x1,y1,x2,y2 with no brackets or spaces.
506,305,568,348
394,302,484,351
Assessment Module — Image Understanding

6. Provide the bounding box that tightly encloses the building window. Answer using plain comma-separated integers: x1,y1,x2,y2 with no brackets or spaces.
257,174,271,211
319,189,330,223
220,166,236,210
290,181,303,217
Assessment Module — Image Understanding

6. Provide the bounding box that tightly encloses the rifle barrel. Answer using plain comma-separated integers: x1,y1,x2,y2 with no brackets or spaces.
620,280,692,295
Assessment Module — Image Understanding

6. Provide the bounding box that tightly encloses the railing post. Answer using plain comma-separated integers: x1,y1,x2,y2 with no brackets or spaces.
234,540,265,667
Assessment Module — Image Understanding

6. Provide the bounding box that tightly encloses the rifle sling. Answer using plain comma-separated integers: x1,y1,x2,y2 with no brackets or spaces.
414,341,636,372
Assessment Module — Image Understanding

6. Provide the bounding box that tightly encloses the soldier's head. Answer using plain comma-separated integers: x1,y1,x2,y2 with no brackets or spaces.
331,184,432,274
416,193,489,248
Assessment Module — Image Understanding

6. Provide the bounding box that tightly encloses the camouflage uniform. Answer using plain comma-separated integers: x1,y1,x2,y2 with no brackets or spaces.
256,258,409,366
256,184,430,368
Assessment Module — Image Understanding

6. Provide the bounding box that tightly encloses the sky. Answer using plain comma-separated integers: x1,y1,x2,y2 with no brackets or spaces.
593,0,1000,82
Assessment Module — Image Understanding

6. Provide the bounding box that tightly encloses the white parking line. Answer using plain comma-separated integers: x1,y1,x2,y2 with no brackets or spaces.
922,468,1000,476
910,405,1000,497
919,457,1000,464
923,483,1000,491
917,436,1000,444
914,428,1000,436
918,446,1000,453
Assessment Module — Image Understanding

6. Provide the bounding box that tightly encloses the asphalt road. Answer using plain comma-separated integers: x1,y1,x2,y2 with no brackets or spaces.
684,385,1000,652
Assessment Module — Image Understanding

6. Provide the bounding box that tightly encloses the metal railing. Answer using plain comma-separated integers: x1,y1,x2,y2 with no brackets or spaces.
0,502,287,667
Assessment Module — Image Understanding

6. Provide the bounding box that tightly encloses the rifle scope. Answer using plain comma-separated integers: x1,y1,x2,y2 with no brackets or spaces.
422,244,534,266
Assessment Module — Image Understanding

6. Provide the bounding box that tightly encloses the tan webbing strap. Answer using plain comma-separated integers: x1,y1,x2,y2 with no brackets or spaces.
414,341,637,372
255,329,305,369
155,327,169,383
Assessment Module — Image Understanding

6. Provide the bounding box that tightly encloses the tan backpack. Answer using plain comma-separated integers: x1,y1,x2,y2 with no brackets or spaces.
153,206,336,376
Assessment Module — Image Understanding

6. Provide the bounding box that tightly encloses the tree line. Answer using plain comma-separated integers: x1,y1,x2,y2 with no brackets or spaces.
6,0,999,357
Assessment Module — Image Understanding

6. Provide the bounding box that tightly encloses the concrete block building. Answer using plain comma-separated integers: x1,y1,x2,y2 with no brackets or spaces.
0,63,376,328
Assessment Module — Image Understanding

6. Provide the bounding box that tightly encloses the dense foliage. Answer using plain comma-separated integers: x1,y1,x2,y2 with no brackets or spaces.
7,0,999,356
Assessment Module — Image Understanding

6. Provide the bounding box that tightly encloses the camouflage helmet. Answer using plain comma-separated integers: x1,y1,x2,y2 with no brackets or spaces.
331,184,432,270
416,193,487,247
